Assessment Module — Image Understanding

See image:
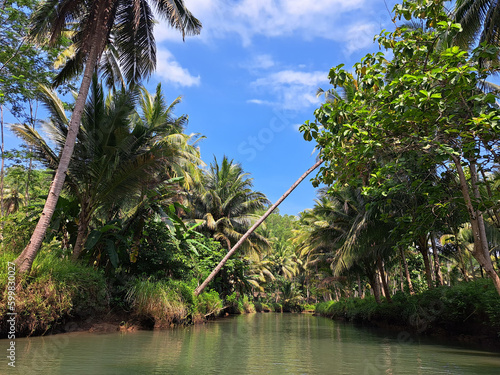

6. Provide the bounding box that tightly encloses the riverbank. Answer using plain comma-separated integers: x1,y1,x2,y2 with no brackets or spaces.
315,279,500,350
0,251,304,339
0,250,226,338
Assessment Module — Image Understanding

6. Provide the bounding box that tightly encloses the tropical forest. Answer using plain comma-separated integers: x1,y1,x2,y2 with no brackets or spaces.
1,0,500,373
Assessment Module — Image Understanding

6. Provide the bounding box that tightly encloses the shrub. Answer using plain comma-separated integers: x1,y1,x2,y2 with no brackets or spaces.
314,280,500,336
195,290,223,319
126,278,190,327
0,246,108,337
241,295,255,313
254,301,271,312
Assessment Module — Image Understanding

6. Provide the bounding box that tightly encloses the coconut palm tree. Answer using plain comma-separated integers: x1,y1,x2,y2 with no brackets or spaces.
454,0,500,52
188,156,270,255
13,79,202,261
15,0,201,273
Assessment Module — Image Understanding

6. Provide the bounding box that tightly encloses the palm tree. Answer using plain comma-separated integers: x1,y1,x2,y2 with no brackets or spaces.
188,156,270,255
270,239,302,280
295,186,400,304
15,0,201,273
13,79,202,261
194,159,324,296
454,0,500,53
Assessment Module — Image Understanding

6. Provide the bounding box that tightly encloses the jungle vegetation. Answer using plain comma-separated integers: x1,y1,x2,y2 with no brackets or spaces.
1,0,500,337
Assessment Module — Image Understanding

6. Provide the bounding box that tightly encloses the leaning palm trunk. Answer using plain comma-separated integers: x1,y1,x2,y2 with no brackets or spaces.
194,159,323,296
15,5,111,273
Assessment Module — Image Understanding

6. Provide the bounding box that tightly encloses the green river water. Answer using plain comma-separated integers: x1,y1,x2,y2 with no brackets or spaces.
4,313,500,374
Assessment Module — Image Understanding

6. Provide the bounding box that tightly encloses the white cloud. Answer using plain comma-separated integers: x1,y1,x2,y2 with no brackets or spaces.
251,69,328,110
154,49,200,87
240,54,276,72
254,70,326,87
343,22,378,56
252,54,275,69
247,99,274,106
155,0,397,54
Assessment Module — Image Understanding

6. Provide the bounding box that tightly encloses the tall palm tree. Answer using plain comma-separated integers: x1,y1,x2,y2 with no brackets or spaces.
15,0,201,273
454,0,500,52
188,156,270,255
13,79,202,261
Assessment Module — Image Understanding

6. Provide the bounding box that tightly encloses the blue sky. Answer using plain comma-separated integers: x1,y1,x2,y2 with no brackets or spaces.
146,0,400,215
6,0,400,216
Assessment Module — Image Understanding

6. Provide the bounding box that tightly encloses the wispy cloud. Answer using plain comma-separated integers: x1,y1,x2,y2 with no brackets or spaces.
247,54,275,70
154,49,201,87
251,69,328,110
247,99,274,106
155,0,395,53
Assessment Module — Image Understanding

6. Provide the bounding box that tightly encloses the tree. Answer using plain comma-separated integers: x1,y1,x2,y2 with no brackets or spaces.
0,0,64,231
188,156,270,255
15,0,201,273
454,0,500,54
0,0,60,118
194,159,323,296
301,0,500,295
13,79,202,261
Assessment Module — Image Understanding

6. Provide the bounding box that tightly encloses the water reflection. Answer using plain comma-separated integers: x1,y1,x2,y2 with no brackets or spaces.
5,313,500,374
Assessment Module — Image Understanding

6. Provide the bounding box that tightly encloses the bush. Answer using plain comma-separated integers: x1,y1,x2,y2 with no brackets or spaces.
0,209,39,254
195,289,223,319
315,280,500,337
271,303,283,313
225,292,244,314
126,278,191,327
0,246,108,337
254,301,271,312
241,295,255,313
224,292,256,314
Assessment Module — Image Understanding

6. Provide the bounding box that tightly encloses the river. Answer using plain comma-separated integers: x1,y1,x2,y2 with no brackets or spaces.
5,313,500,374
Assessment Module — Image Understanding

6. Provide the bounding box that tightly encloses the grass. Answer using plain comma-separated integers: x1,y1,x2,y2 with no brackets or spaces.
126,279,190,327
195,289,223,319
0,246,108,337
315,279,500,337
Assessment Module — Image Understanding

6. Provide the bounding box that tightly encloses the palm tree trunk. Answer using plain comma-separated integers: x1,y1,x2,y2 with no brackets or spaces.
398,258,404,292
72,206,91,261
430,233,443,286
369,271,382,304
418,235,434,289
400,247,414,295
377,256,392,303
194,159,323,296
14,44,101,273
357,273,362,298
453,155,500,295
470,257,476,280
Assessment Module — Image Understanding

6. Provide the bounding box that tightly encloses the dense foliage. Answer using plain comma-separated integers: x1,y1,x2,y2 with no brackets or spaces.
2,0,500,339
